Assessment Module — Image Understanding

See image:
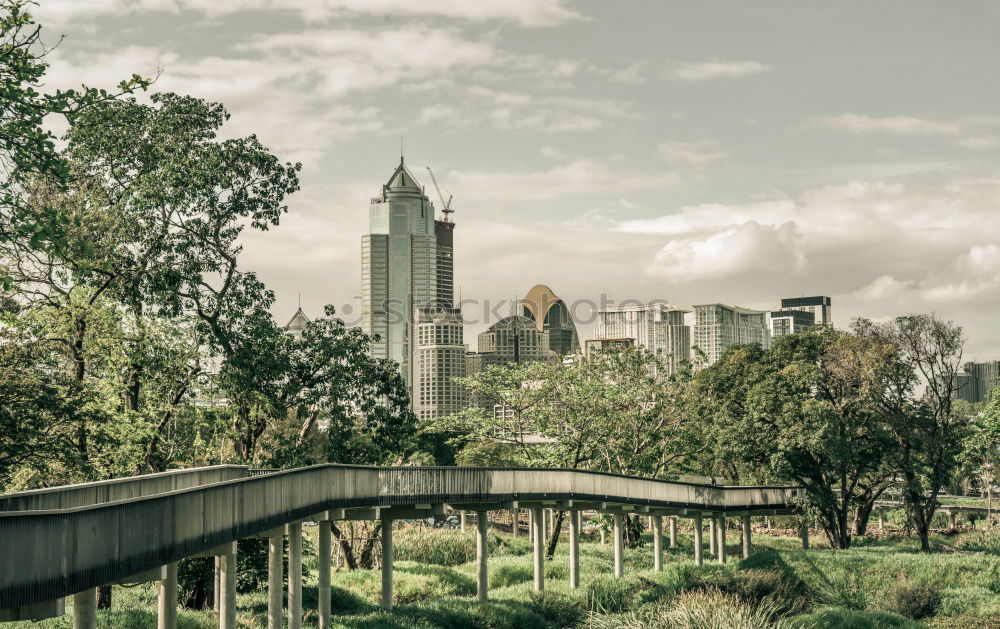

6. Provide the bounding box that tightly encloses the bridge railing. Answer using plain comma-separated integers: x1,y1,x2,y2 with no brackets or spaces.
0,465,249,512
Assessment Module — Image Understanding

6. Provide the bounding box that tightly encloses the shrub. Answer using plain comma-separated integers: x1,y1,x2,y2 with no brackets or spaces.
885,581,941,619
588,589,798,629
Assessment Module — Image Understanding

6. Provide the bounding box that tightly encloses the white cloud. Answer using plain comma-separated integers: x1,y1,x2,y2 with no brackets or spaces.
806,114,1000,150
659,139,728,165
648,221,805,280
35,0,581,27
664,60,771,81
807,114,962,136
446,159,680,202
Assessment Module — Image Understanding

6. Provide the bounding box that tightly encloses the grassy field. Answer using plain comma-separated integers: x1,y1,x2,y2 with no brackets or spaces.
6,523,1000,628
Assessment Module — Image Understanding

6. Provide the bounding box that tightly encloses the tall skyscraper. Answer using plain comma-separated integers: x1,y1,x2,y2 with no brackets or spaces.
693,304,770,366
521,285,580,356
594,303,691,373
361,157,463,416
779,296,832,326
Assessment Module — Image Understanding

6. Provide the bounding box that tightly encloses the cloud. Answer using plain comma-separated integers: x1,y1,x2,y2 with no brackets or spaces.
659,139,728,165
664,60,771,81
806,114,1000,150
807,114,962,136
647,221,805,280
446,158,680,202
34,0,582,27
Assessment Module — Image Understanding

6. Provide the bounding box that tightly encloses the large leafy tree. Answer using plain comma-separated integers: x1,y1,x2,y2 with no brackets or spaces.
0,0,147,262
693,328,896,549
856,314,972,550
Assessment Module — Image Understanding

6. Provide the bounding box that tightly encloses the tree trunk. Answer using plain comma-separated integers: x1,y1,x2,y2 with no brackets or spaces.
96,585,112,609
330,522,358,570
545,510,565,559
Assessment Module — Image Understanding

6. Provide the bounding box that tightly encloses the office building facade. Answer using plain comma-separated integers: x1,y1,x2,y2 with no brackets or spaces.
693,304,770,366
769,309,816,338
955,360,1000,403
594,303,691,373
521,284,580,356
361,157,463,417
780,296,832,326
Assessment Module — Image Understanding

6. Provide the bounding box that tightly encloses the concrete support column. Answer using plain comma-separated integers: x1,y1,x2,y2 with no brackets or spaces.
568,510,580,588
381,518,394,609
158,562,178,629
652,515,663,572
741,515,752,560
613,513,624,577
476,511,489,602
717,517,727,564
549,509,556,537
267,529,283,629
213,557,221,615
669,516,677,548
73,588,97,629
709,516,717,555
319,520,332,628
220,541,237,629
693,514,704,566
531,507,545,592
800,521,810,550
460,510,466,532
878,507,886,530
512,508,520,538
948,511,957,529
288,523,303,629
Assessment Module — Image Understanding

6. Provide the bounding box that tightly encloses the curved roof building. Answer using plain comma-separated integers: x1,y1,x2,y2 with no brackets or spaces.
520,284,580,356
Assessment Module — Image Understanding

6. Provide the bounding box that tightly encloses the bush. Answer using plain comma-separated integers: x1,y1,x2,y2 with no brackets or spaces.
588,589,798,629
886,581,941,619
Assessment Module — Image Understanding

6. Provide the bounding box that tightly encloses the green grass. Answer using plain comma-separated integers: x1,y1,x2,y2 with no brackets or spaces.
5,525,1000,628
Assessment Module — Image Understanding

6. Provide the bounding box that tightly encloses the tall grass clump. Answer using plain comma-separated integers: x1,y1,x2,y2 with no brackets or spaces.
587,589,798,629
885,580,941,619
392,527,501,566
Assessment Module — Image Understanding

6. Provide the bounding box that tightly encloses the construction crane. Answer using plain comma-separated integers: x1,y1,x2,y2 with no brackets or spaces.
425,166,454,221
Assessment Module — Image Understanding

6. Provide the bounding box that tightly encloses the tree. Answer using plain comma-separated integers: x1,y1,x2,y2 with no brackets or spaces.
440,346,697,555
0,0,147,262
693,328,896,549
856,314,971,551
961,388,1000,522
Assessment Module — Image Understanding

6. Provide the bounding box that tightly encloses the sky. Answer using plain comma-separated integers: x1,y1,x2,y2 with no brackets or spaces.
35,0,1000,357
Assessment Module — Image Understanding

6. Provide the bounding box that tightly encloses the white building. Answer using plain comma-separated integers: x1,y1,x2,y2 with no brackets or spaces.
779,296,832,326
693,304,770,367
594,303,691,373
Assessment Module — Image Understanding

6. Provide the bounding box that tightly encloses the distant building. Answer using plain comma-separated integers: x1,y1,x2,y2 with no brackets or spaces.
283,307,310,338
466,315,554,410
594,303,691,373
780,296,832,326
361,157,462,416
413,307,466,419
693,304,770,366
769,309,815,338
521,285,580,356
954,360,1000,403
583,337,636,359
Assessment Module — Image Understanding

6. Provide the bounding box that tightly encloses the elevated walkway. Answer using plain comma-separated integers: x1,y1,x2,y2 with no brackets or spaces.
0,465,800,627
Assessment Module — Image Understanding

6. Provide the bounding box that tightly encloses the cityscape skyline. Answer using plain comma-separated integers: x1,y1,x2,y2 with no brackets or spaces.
37,1,1000,361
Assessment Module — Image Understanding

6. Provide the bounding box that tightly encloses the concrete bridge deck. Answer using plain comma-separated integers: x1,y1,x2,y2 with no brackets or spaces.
0,464,801,628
